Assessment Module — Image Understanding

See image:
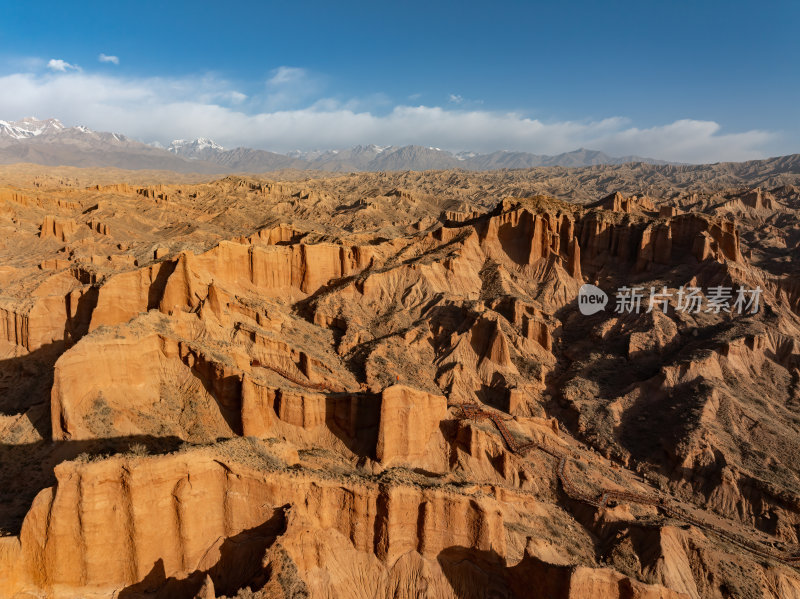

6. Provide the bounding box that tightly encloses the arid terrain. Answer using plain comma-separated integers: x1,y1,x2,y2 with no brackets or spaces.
1,157,800,598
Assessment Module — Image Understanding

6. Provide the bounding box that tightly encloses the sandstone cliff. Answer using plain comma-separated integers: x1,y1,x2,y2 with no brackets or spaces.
1,170,799,598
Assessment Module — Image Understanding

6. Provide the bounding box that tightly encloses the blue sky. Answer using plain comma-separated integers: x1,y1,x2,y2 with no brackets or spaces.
1,0,798,161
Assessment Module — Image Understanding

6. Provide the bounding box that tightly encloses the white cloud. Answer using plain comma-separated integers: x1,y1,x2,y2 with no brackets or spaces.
98,54,119,65
0,70,780,163
449,94,464,104
227,90,247,104
263,66,322,110
267,66,307,86
47,59,80,72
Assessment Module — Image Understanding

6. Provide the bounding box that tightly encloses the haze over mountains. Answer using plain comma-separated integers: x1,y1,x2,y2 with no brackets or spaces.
0,117,673,173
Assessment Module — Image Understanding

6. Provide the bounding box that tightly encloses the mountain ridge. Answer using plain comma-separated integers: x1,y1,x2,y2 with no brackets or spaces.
0,117,680,173
168,138,674,171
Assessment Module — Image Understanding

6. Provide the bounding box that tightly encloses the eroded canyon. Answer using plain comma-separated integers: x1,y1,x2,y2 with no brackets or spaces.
1,161,800,598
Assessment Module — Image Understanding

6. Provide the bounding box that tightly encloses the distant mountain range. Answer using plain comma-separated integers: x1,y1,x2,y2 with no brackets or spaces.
0,118,213,172
167,139,673,171
0,117,673,173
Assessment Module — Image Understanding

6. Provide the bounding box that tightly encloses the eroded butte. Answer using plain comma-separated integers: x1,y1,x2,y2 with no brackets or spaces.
1,165,800,598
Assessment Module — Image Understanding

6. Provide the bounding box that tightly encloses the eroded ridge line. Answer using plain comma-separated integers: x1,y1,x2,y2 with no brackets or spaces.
455,403,800,566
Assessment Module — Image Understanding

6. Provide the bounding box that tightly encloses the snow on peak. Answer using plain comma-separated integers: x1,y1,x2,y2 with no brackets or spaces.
0,117,65,140
168,138,224,153
194,137,223,150
17,117,64,130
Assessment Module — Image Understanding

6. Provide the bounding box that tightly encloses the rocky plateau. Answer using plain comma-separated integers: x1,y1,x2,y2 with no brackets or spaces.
0,160,799,598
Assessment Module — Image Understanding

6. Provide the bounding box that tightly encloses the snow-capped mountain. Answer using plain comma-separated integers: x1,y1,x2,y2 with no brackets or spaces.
167,137,304,171
0,117,226,172
0,117,65,141
286,149,334,160
168,138,225,159
0,117,133,147
0,117,673,173
287,145,390,161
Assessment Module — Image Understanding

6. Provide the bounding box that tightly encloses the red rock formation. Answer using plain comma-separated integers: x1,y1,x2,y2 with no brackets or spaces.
659,206,682,218
593,192,657,213
159,240,376,314
242,223,303,245
577,212,742,274
39,215,78,242
0,281,95,351
3,170,800,598
93,183,134,194
2,451,514,596
87,218,110,236
51,323,243,441
38,258,71,270
376,385,447,467
89,263,172,330
742,188,776,211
